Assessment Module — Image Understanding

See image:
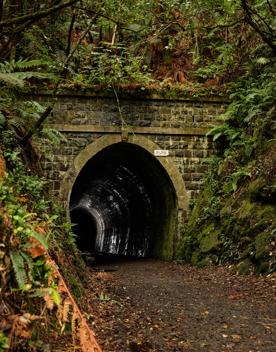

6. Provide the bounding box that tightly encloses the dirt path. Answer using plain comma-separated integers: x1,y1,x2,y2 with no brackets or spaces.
82,259,276,352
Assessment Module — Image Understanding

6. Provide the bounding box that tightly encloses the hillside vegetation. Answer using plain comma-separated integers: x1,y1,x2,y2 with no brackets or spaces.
178,65,275,274
0,0,275,350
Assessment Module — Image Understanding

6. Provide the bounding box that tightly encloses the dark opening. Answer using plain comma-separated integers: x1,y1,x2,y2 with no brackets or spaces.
70,208,97,253
70,142,177,259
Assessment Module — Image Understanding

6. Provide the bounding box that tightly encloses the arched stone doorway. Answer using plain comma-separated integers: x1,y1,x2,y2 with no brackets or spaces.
61,135,188,260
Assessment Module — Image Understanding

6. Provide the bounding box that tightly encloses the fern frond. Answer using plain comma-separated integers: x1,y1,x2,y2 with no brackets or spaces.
0,59,56,88
20,251,34,282
0,73,25,87
9,117,25,130
16,72,56,80
10,250,28,289
13,59,51,70
0,72,56,86
41,127,67,146
71,307,78,347
63,298,71,323
31,231,48,250
0,59,51,73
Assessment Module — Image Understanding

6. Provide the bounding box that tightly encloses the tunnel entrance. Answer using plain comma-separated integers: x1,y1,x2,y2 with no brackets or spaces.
69,142,177,260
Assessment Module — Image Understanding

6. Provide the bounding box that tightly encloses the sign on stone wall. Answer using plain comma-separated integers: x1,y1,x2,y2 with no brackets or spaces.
154,150,170,157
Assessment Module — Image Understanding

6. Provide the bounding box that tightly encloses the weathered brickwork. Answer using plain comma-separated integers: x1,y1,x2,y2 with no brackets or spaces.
44,95,224,128
34,92,226,205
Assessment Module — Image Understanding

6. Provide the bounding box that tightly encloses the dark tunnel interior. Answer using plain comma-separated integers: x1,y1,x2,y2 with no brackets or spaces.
69,142,177,259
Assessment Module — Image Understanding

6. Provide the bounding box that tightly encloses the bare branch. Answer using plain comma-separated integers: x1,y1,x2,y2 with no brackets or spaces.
66,10,76,56
266,0,275,15
0,0,80,30
241,0,276,53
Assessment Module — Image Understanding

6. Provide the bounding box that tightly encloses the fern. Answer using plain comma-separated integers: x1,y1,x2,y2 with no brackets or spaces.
0,59,56,87
231,170,251,191
0,72,25,87
0,59,51,74
40,127,67,147
20,251,34,282
31,231,48,250
10,250,28,289
207,124,241,142
0,72,56,87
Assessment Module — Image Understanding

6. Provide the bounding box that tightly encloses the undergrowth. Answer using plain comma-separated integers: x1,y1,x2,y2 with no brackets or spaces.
0,133,99,351
178,57,276,274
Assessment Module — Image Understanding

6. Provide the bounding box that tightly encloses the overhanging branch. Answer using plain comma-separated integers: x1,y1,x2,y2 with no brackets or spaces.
241,0,276,53
0,0,80,30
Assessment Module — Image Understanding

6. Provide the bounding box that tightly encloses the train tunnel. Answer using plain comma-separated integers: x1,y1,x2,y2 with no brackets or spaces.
69,142,177,259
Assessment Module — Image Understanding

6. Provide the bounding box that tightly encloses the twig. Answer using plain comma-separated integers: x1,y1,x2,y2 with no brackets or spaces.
72,5,120,26
66,9,76,57
111,24,117,46
111,83,127,129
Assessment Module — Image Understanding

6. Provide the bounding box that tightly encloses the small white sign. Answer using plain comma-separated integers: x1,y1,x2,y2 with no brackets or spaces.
154,149,169,157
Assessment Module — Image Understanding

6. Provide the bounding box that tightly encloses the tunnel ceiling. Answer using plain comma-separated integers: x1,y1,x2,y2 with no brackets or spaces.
70,142,177,259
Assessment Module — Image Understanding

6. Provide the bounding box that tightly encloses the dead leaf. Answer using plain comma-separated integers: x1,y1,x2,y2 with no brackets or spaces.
96,272,112,281
27,237,46,258
44,294,54,310
231,334,241,342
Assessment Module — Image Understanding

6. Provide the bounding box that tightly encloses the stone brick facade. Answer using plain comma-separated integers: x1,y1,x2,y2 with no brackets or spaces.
32,91,226,209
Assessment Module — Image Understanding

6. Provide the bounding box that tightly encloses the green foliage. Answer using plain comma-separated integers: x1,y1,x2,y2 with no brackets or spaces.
225,169,251,192
0,59,61,152
0,59,55,87
0,149,52,292
207,124,241,143
9,250,29,290
0,331,9,351
2,149,49,208
179,57,276,273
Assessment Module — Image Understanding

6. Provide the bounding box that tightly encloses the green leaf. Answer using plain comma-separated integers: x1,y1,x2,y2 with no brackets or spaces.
127,23,143,32
10,250,28,289
50,288,61,305
31,231,48,250
213,132,223,141
256,57,270,65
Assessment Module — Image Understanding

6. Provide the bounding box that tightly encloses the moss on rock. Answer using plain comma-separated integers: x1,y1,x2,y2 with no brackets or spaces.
236,258,254,275
178,144,276,275
199,224,220,253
